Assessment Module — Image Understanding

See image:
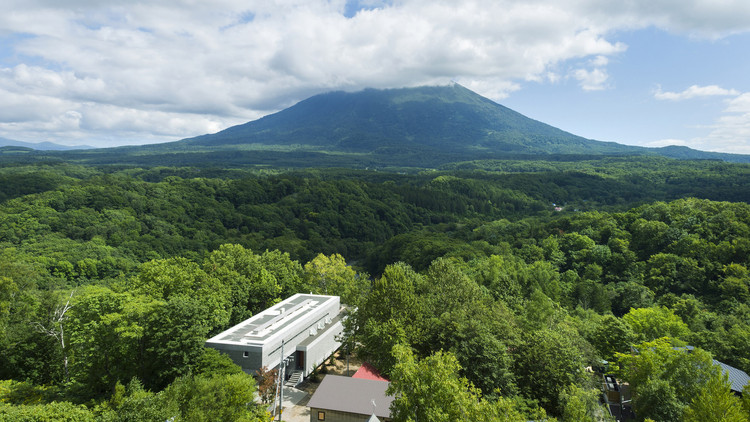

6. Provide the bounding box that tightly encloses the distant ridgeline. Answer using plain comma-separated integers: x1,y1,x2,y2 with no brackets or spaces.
0,136,91,151
3,84,749,169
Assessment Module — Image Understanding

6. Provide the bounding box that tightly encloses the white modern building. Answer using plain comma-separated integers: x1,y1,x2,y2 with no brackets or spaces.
206,293,346,378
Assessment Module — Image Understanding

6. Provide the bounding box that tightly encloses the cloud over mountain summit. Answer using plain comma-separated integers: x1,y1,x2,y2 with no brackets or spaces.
1,0,749,149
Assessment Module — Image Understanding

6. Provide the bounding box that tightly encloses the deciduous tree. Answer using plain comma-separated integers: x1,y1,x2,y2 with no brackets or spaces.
387,344,529,422
683,371,749,422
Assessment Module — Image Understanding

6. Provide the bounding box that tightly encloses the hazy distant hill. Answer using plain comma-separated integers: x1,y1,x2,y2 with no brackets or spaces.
651,145,750,162
0,137,92,151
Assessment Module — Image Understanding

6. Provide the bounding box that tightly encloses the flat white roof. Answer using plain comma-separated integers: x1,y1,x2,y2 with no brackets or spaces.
206,293,339,346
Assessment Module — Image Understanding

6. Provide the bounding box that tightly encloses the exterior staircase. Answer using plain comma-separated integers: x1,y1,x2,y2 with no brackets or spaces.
285,370,304,387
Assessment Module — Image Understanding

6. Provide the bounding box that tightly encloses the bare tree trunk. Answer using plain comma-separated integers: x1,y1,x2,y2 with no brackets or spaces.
33,290,74,383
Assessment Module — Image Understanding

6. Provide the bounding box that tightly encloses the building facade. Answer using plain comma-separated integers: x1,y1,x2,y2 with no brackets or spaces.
205,293,345,378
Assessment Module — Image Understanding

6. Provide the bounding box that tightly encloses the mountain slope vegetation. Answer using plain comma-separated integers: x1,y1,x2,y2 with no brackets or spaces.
183,84,629,154
6,84,750,169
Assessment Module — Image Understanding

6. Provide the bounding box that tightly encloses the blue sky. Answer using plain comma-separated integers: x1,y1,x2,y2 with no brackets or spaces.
504,29,750,151
1,0,749,153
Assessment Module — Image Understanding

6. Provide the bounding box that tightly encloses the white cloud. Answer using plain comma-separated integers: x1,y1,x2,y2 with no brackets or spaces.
725,92,750,113
590,55,609,67
0,0,750,146
696,93,750,153
572,68,609,91
643,92,750,154
573,0,750,38
646,86,750,153
655,84,740,101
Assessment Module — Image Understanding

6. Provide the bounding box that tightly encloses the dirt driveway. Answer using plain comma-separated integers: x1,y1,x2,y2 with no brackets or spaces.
277,352,362,422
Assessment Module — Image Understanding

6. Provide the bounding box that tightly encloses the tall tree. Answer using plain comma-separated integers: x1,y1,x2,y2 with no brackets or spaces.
615,339,721,422
355,262,426,374
68,286,158,397
560,384,614,422
589,314,637,361
303,253,368,306
163,373,267,422
623,306,690,342
513,324,588,414
683,371,749,422
425,304,518,397
203,244,280,324
129,257,229,332
387,344,531,422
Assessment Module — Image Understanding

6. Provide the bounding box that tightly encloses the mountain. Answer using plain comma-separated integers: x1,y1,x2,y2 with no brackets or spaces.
166,84,750,166
11,85,750,168
0,137,92,151
181,84,637,156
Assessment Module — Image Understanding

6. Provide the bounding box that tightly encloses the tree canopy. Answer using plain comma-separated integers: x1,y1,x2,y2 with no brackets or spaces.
2,160,750,420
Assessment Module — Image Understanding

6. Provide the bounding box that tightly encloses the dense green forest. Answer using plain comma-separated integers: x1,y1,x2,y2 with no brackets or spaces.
2,157,750,421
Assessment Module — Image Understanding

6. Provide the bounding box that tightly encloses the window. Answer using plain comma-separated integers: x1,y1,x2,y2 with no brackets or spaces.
243,351,249,358
317,411,325,421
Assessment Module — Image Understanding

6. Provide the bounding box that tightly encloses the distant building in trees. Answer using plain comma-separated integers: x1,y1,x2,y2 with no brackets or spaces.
206,294,345,381
715,359,750,396
676,346,750,396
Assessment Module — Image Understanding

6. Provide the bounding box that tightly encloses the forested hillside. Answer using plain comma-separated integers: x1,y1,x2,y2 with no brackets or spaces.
2,158,750,420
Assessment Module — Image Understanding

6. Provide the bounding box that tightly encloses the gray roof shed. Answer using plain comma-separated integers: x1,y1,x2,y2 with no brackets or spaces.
307,375,394,419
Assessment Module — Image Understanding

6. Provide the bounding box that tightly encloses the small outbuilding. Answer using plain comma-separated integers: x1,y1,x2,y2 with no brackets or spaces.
307,375,394,422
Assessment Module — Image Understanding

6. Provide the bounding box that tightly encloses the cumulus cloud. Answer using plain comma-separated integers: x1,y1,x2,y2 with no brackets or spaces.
644,85,750,153
725,92,750,113
580,0,750,38
655,84,740,101
572,68,608,91
647,92,750,154
572,56,612,91
0,0,750,146
697,93,750,153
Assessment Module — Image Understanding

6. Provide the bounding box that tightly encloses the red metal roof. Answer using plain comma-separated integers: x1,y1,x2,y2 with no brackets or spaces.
353,362,389,382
